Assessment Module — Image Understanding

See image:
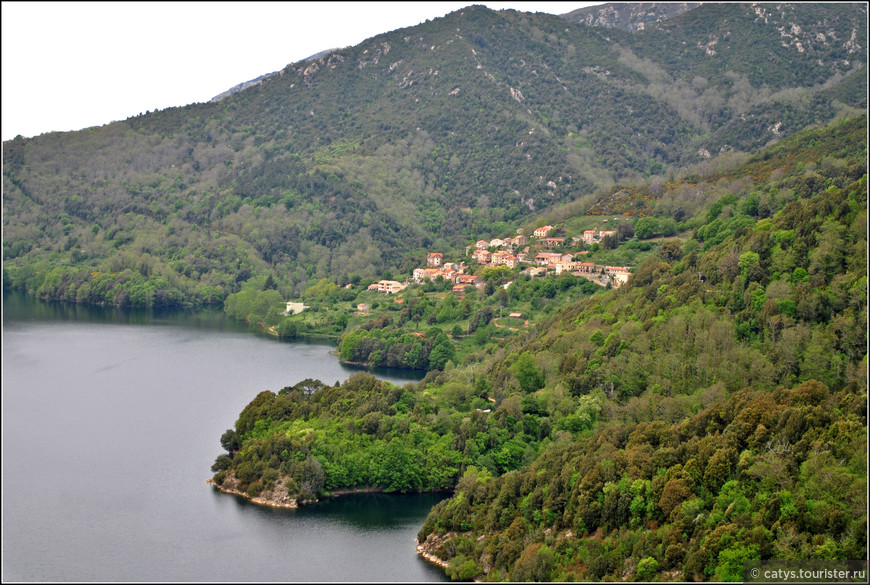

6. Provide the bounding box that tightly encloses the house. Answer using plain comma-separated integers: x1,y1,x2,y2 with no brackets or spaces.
476,240,490,249
491,251,509,265
512,235,528,247
472,249,492,263
533,225,554,238
555,261,581,275
490,238,506,248
611,272,630,287
599,230,617,240
504,255,519,269
284,301,308,315
576,262,596,275
376,280,407,294
544,237,566,248
535,252,563,266
509,312,523,319
455,274,482,288
605,266,631,287
582,229,597,245
440,268,459,282
414,267,450,283
357,303,371,312
427,252,443,267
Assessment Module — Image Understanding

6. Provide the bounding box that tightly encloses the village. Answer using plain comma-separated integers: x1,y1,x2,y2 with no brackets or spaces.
366,222,632,296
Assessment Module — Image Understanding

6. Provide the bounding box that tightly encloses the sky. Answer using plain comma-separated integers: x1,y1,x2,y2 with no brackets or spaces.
2,1,601,142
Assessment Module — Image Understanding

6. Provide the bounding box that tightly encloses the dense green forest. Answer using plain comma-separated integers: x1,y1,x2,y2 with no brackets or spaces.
209,114,867,580
3,4,866,307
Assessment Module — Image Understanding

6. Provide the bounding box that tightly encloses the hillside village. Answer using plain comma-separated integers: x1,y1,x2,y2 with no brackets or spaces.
367,221,633,296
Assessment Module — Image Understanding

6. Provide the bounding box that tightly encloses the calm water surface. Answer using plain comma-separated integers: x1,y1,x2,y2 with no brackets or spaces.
1,293,445,582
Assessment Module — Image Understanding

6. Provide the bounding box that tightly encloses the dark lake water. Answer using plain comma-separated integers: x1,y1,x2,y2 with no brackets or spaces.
1,292,446,582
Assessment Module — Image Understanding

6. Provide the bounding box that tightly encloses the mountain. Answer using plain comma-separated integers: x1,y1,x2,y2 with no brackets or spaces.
563,2,700,31
2,3,867,307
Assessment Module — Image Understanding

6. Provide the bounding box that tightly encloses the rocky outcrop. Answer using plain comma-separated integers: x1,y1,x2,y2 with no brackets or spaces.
416,532,452,569
562,2,700,32
207,473,406,508
207,472,310,508
211,48,339,102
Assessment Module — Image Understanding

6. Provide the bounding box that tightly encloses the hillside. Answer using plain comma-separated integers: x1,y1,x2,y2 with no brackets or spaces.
563,2,701,31
3,3,866,308
207,114,867,580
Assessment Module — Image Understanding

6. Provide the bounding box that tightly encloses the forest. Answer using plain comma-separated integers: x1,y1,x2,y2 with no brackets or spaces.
209,114,867,580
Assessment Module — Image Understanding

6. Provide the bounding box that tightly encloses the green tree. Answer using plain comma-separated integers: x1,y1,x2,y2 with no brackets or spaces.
511,351,545,393
428,340,455,370
637,556,660,581
635,217,660,239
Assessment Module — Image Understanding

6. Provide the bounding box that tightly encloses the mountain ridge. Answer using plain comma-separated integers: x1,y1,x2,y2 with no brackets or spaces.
3,3,866,304
563,1,701,31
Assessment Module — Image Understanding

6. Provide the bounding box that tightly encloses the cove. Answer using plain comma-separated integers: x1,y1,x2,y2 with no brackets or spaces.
1,291,445,582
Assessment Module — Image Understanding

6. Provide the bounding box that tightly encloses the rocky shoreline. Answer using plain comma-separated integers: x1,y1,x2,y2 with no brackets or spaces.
206,475,309,508
415,544,449,569
207,473,438,508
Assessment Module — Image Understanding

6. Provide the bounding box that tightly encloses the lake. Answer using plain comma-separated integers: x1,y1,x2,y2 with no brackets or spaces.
1,292,447,582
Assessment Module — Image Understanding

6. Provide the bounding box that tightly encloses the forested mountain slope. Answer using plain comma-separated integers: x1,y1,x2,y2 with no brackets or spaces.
563,2,700,32
209,114,867,581
3,3,866,305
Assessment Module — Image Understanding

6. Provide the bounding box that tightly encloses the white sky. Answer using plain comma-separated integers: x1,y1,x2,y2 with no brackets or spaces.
2,1,601,142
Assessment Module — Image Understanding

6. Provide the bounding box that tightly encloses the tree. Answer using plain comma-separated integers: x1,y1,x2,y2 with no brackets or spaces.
637,556,660,581
428,335,456,370
617,220,635,241
220,429,240,453
658,240,683,261
601,234,619,249
635,217,660,239
377,437,423,492
511,543,555,582
511,351,545,393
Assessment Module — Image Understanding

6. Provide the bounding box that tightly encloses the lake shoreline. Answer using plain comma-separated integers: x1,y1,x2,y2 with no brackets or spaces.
207,474,451,509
